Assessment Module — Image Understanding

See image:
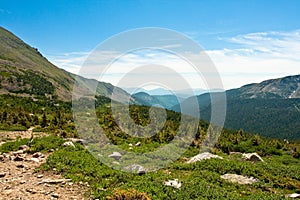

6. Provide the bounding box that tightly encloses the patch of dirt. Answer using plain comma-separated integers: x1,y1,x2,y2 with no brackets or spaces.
0,129,90,200
0,150,90,200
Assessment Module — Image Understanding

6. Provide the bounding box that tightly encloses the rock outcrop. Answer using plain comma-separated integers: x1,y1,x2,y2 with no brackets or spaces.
186,152,223,163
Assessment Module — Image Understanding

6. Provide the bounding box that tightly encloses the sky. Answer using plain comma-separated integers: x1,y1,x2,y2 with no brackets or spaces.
1,0,300,90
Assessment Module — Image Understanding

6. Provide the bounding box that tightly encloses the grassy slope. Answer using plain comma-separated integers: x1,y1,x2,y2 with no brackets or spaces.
1,132,299,200
2,103,299,199
0,27,134,103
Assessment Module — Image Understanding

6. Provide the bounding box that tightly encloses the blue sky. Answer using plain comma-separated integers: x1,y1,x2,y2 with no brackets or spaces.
1,0,300,89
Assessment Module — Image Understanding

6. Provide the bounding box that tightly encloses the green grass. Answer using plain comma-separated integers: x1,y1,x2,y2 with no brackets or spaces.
1,132,299,199
36,144,300,199
0,135,65,153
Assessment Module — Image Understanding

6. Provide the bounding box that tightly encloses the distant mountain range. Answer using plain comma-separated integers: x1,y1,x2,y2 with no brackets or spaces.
123,87,207,98
1,26,299,140
172,75,300,139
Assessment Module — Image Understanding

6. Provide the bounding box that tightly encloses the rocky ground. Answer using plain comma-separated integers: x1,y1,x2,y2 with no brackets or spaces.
0,130,90,200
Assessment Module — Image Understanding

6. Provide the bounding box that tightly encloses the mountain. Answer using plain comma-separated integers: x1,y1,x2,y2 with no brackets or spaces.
132,92,183,109
123,87,207,98
0,27,134,103
173,75,300,139
228,75,300,99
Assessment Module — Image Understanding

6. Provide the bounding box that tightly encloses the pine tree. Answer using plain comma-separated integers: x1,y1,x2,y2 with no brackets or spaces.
41,112,47,128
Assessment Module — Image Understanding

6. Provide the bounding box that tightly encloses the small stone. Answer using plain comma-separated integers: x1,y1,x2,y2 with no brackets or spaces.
19,145,30,151
128,143,133,147
37,174,44,178
13,150,24,155
186,152,223,163
0,155,4,161
63,141,75,148
30,157,39,162
108,152,122,160
287,193,300,198
16,164,25,168
26,188,37,194
135,142,141,146
32,152,43,158
39,178,72,184
164,179,182,189
14,155,24,161
125,164,146,175
242,153,264,163
0,172,6,178
20,180,26,184
51,193,59,198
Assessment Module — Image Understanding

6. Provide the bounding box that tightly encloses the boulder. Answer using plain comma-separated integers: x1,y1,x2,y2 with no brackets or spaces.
287,193,300,198
125,164,146,175
164,179,182,189
186,152,223,163
242,153,264,162
108,152,122,160
66,138,87,145
220,174,258,185
63,141,75,148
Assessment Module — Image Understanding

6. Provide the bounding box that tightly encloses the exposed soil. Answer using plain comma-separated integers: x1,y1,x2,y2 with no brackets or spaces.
0,129,90,200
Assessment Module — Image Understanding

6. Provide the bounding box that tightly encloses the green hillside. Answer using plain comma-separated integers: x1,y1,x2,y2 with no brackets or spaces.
172,75,300,140
0,27,134,102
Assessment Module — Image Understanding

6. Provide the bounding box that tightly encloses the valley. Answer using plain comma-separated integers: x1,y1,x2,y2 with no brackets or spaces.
0,26,300,200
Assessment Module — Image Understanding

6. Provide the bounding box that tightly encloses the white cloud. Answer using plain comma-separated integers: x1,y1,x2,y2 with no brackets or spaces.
47,30,300,90
208,30,300,88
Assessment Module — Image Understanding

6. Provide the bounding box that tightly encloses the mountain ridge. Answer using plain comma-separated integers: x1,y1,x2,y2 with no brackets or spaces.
0,27,134,103
172,74,300,139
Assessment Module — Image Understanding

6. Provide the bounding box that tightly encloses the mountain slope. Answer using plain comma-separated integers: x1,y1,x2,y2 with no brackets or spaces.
0,27,134,102
132,92,182,109
173,75,300,139
228,75,300,99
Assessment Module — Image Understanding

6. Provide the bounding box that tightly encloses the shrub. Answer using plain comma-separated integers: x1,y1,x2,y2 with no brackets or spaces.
106,189,151,200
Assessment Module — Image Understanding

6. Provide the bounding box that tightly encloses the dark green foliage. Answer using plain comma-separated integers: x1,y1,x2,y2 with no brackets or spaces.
8,70,55,96
0,135,64,153
0,94,74,135
0,138,29,153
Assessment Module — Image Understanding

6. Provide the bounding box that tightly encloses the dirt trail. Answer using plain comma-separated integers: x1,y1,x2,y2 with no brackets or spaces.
0,129,90,200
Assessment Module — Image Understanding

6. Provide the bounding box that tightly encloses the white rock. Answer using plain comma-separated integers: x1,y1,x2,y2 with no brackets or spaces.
135,142,141,146
288,193,300,198
108,152,122,160
220,174,258,185
242,153,264,162
125,164,146,174
128,143,133,147
186,152,223,163
51,193,59,198
30,157,40,163
13,150,24,155
63,141,75,148
66,138,87,145
164,179,182,189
